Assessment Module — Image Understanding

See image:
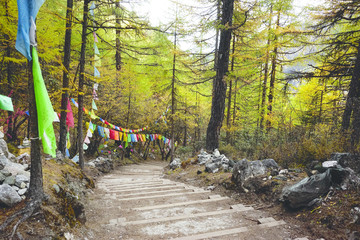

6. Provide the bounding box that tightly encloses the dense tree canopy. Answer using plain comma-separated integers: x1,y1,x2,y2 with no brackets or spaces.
0,0,359,167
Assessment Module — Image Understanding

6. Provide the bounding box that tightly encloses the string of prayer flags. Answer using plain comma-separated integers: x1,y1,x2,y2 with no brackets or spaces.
15,0,46,60
0,95,14,112
32,48,57,158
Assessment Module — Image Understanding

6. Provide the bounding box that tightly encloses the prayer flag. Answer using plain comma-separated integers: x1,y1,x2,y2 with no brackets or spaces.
93,32,98,43
92,99,97,111
15,0,46,60
0,95,14,112
66,98,74,127
94,43,100,55
90,109,97,119
94,66,100,77
32,48,56,157
84,135,90,144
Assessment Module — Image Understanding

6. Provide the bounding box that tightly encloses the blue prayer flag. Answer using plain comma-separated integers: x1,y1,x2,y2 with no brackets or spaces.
16,0,46,60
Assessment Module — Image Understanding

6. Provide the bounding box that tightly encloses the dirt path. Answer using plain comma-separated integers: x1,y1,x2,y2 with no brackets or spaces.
82,161,307,239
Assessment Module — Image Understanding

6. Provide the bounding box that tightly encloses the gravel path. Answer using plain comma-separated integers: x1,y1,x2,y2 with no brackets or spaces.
83,161,304,240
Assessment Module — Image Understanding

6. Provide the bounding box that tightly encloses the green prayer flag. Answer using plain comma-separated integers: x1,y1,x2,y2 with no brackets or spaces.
32,48,56,158
0,95,14,112
92,99,97,110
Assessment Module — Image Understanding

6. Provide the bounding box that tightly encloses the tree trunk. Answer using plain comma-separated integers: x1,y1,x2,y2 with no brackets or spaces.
28,47,44,200
115,1,122,71
266,9,280,131
183,99,187,147
170,32,177,161
226,34,235,143
206,0,234,151
259,4,273,130
78,0,90,169
232,78,237,125
342,42,360,131
214,0,221,71
59,0,74,155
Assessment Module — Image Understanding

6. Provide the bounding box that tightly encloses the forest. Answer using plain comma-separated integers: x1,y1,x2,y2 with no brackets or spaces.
1,0,360,170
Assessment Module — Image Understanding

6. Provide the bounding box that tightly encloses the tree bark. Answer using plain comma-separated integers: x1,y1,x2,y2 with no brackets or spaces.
28,47,44,200
115,1,122,71
78,0,90,169
342,42,360,131
59,0,74,155
206,0,234,151
170,32,177,161
259,4,273,130
226,34,235,143
266,9,280,131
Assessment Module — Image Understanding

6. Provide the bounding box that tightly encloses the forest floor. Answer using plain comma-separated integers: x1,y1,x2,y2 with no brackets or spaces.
164,163,360,240
1,155,359,239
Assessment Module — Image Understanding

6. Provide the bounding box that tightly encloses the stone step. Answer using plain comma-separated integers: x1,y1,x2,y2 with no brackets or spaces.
112,204,253,226
171,219,286,240
115,190,210,201
109,185,185,193
132,195,229,211
113,187,189,197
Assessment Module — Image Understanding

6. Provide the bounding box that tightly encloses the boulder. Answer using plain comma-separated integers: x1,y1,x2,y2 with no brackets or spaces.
93,157,113,173
198,150,212,165
0,184,22,207
0,139,10,158
329,153,360,174
4,161,30,178
169,158,181,170
4,175,16,185
279,168,351,209
205,162,221,173
0,169,11,177
0,154,9,170
15,174,29,188
0,172,6,183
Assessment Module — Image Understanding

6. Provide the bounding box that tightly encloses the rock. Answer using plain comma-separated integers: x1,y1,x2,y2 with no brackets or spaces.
4,175,15,185
169,158,181,170
0,172,6,183
16,153,30,164
52,184,60,193
18,188,27,196
329,153,360,174
274,175,287,181
261,159,279,169
206,185,215,191
232,158,280,186
280,169,332,208
205,162,221,173
322,160,338,168
12,186,19,191
0,129,4,139
0,184,22,207
198,150,212,165
15,174,29,188
213,149,221,157
93,157,113,173
279,169,288,175
0,139,10,158
0,169,11,177
86,162,96,168
19,182,27,189
4,161,30,178
0,154,9,170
